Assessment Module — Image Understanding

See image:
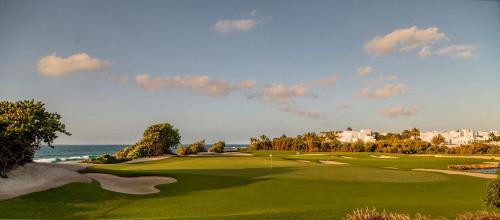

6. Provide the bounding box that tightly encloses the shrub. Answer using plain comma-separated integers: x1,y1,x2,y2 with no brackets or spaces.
456,210,500,220
345,207,413,220
115,123,181,159
484,173,500,208
208,141,225,153
176,145,190,156
83,154,129,164
188,140,206,154
0,100,70,176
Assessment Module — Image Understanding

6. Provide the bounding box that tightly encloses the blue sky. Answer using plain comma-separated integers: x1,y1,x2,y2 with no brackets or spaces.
0,0,499,144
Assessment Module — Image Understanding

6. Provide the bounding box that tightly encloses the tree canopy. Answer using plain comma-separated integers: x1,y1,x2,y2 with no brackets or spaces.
0,100,70,176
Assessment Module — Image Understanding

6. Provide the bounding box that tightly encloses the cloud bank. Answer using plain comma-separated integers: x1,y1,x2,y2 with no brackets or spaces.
135,74,255,96
213,11,263,33
38,53,110,76
380,106,419,118
360,83,406,98
364,26,477,59
357,66,373,78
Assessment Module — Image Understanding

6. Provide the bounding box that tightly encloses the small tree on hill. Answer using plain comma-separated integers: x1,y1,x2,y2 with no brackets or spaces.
208,141,225,153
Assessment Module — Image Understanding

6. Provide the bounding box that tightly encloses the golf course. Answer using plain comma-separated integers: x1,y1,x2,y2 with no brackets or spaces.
0,152,497,219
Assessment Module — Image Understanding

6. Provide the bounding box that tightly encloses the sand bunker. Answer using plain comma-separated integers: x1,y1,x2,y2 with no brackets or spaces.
412,155,500,161
84,173,177,194
332,156,356,159
221,152,253,156
370,155,399,159
296,160,312,163
412,168,497,179
0,163,91,201
319,160,348,165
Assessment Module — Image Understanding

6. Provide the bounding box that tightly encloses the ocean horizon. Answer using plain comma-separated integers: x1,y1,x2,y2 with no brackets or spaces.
34,144,248,163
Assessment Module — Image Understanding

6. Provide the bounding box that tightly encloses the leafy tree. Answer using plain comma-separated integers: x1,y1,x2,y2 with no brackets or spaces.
0,100,70,176
431,134,446,146
208,141,225,153
484,172,500,208
189,140,206,154
346,127,353,131
115,123,180,159
175,145,190,156
410,127,420,140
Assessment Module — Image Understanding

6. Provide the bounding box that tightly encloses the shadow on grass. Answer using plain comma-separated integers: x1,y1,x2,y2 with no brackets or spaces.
0,167,295,219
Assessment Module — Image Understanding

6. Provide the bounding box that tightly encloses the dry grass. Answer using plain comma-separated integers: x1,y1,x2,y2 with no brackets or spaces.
345,208,500,220
448,163,499,170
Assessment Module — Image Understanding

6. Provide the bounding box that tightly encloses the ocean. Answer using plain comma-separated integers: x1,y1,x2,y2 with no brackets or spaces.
34,144,248,163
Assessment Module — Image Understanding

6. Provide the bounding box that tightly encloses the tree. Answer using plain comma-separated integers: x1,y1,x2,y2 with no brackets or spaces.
347,127,353,131
431,134,445,146
484,172,500,208
410,127,420,140
208,141,225,153
115,123,180,159
189,140,206,154
0,100,70,176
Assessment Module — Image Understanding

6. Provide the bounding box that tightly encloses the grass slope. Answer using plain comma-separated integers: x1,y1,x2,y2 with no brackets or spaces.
0,152,496,219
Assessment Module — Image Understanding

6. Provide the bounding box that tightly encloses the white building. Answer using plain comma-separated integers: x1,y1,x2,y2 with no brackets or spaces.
336,129,376,143
420,129,497,145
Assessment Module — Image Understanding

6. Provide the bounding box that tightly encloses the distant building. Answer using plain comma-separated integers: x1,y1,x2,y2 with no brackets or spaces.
420,129,497,145
320,129,376,143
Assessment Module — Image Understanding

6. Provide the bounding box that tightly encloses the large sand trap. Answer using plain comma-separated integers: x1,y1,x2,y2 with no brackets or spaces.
412,168,498,179
221,152,253,156
84,173,177,194
370,155,399,159
0,163,91,201
296,160,312,163
319,160,348,165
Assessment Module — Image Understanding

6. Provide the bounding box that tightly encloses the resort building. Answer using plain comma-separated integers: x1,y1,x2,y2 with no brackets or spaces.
320,129,376,143
420,129,497,145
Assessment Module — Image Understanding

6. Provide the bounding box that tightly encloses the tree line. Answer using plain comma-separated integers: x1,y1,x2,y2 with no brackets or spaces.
248,129,500,155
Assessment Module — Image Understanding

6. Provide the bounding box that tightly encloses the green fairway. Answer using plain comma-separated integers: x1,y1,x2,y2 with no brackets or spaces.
0,152,496,219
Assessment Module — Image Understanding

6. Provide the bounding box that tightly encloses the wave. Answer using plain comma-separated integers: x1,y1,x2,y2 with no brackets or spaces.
34,155,90,163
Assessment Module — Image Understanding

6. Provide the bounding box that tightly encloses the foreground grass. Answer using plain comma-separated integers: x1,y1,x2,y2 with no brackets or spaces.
0,152,497,219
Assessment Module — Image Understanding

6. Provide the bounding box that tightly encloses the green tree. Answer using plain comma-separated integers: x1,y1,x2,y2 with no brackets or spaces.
346,127,353,131
189,140,206,154
431,134,445,146
116,123,180,159
208,141,225,153
410,127,420,140
0,100,70,176
484,172,500,208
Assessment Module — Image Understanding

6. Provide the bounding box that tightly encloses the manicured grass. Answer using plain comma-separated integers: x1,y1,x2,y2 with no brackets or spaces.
0,152,496,219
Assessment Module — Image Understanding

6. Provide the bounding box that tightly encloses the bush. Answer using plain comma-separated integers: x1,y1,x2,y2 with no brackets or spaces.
345,207,500,220
176,145,190,156
83,154,129,164
0,100,70,176
484,173,500,208
115,123,181,159
208,141,225,153
188,140,206,154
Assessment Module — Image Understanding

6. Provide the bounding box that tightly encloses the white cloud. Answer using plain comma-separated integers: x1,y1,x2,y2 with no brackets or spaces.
247,75,338,103
368,75,398,84
357,66,373,78
360,83,406,98
364,26,448,57
213,10,263,33
280,105,324,119
135,74,255,97
419,44,477,59
380,106,419,118
38,53,110,76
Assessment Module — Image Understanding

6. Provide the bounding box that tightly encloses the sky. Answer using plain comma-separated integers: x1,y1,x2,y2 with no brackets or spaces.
0,0,499,144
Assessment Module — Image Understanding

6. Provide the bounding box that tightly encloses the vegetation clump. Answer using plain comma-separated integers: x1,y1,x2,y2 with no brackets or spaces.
208,141,225,153
448,163,499,170
83,154,130,164
115,123,180,159
176,140,206,156
484,171,500,209
345,207,500,220
0,100,70,177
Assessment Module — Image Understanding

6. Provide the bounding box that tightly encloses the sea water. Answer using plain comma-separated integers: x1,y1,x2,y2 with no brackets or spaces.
34,144,248,163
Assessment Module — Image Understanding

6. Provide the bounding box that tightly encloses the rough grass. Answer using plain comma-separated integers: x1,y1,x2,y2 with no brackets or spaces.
0,152,497,219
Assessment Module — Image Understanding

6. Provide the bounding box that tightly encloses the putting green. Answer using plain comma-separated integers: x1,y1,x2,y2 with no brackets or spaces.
0,152,496,219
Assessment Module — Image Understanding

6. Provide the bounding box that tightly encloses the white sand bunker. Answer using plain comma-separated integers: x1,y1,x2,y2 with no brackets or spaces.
221,152,253,156
296,160,312,163
0,163,91,201
332,156,357,159
412,168,497,179
84,173,177,194
319,160,348,165
370,155,399,159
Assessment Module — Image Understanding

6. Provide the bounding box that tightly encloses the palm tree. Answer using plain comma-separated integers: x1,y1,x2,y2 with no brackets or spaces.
410,127,420,140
